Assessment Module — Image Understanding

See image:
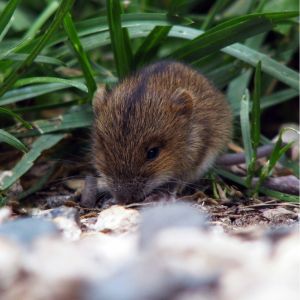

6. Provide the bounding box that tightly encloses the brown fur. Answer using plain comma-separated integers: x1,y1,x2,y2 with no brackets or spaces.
92,61,232,203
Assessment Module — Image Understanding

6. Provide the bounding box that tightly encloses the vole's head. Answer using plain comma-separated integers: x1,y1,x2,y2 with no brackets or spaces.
92,80,194,204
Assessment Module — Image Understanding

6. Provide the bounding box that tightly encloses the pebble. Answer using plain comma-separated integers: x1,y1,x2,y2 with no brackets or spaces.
0,218,59,246
0,206,12,224
0,238,22,290
139,202,208,249
32,206,81,240
94,205,140,234
262,207,298,222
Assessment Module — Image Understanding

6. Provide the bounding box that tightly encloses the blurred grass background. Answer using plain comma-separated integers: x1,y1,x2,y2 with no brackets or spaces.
0,0,299,204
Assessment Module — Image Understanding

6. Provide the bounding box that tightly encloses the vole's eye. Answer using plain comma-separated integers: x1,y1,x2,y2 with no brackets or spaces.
146,147,160,160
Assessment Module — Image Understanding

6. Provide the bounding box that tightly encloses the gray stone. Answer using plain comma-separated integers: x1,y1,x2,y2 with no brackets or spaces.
0,218,59,246
139,202,208,249
32,206,81,240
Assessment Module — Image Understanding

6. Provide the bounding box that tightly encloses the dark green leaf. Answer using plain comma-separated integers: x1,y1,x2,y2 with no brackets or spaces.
216,168,299,202
106,0,133,78
0,83,85,105
201,0,231,30
63,13,96,102
251,61,261,150
134,26,171,68
14,109,93,138
0,129,28,153
0,106,32,129
2,53,63,65
23,0,59,39
240,89,253,167
169,12,299,60
0,0,75,97
0,0,21,37
246,61,262,188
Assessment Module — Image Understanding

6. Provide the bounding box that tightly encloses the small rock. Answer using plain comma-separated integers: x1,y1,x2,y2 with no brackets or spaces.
79,232,138,277
0,238,22,289
94,205,140,234
140,202,208,249
33,206,81,240
87,259,218,300
0,218,59,247
262,207,297,222
0,206,12,224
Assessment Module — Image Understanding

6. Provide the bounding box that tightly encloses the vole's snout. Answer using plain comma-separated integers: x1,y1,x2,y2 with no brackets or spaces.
111,182,145,204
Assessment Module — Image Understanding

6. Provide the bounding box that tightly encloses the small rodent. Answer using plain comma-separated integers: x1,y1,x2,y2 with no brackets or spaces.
92,61,232,203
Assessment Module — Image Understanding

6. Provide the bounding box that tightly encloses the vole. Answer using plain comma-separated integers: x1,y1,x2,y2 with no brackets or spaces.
92,61,232,204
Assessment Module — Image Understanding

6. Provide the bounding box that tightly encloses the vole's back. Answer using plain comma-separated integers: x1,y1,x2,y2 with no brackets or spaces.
93,61,232,203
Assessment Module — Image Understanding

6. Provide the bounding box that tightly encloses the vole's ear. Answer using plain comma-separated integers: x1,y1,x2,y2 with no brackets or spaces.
170,88,193,116
92,85,107,115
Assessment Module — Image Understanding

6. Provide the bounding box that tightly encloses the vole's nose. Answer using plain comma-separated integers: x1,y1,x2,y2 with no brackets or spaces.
112,188,141,204
111,179,145,204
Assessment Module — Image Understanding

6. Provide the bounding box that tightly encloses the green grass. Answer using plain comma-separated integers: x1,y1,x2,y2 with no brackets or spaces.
246,61,261,188
0,0,299,204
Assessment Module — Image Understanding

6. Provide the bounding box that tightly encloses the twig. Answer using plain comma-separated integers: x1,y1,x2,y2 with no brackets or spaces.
252,175,300,195
216,144,275,166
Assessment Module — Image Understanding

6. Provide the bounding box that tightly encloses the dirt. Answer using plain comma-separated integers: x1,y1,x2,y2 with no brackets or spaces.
4,179,298,233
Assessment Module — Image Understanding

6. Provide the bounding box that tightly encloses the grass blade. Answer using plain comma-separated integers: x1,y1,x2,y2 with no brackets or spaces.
106,0,133,78
227,69,252,113
0,0,75,98
260,89,298,109
240,89,253,168
215,168,299,202
232,88,298,116
246,61,262,187
201,0,231,30
0,129,28,153
47,13,176,47
0,0,21,36
0,11,13,42
134,25,171,68
258,187,300,203
14,76,87,92
251,61,261,150
23,0,59,39
169,12,298,60
0,107,32,129
256,128,297,191
63,12,96,102
13,100,78,113
166,25,299,89
58,23,299,90
2,53,63,65
223,43,299,90
205,62,242,89
12,109,93,138
0,83,85,105
0,134,65,191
